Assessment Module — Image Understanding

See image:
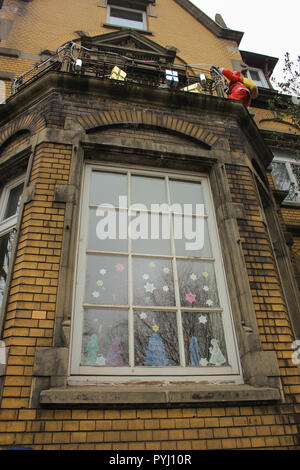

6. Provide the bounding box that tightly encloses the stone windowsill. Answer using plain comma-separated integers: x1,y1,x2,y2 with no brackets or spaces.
40,384,281,408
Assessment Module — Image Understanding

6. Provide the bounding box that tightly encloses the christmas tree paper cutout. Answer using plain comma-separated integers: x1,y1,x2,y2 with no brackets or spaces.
106,337,125,366
189,336,201,366
86,333,99,365
144,325,169,366
209,338,226,366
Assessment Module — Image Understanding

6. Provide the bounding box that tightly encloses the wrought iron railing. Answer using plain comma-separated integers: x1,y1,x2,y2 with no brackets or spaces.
10,41,227,98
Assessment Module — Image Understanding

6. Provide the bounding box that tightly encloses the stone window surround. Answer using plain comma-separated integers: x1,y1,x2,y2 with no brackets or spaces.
28,126,283,408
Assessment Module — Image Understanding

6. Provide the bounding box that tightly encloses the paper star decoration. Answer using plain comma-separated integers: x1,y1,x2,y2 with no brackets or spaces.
198,314,207,324
139,312,147,320
202,272,209,278
92,291,100,298
116,264,125,272
149,261,156,268
142,274,149,280
190,273,197,281
96,280,103,287
99,269,106,275
163,285,169,292
152,324,159,332
185,291,196,304
144,282,156,293
206,299,213,307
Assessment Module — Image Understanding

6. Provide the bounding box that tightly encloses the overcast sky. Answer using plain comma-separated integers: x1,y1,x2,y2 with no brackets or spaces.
190,0,299,82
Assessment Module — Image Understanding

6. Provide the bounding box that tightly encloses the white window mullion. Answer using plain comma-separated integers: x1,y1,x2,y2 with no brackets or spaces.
127,171,134,369
166,176,186,367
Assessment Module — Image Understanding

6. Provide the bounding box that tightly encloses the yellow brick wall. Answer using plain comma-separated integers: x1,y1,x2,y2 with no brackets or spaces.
1,0,241,100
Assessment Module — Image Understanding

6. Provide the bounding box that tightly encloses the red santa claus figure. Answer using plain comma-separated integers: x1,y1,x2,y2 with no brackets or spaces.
218,68,251,107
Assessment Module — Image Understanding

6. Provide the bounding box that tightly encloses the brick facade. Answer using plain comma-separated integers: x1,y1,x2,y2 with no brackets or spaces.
0,0,299,452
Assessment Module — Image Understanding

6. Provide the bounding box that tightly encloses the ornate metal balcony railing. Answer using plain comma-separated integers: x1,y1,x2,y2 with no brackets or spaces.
10,41,227,99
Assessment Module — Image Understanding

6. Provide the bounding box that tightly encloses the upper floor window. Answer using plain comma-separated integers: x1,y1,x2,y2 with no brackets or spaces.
107,5,147,30
246,67,269,88
272,153,300,203
69,164,241,381
0,177,24,309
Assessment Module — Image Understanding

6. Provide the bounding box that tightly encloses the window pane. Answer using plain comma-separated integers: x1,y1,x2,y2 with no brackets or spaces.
88,207,128,252
90,171,127,206
177,260,220,308
0,230,14,310
272,162,291,191
84,254,128,306
133,257,175,306
81,309,129,366
4,183,24,219
134,311,179,366
182,312,227,367
173,215,212,257
131,176,167,207
131,213,171,255
169,180,205,208
111,7,143,22
109,7,144,29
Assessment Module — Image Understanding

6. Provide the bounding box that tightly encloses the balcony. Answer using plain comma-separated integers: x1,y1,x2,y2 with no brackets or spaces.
10,41,227,99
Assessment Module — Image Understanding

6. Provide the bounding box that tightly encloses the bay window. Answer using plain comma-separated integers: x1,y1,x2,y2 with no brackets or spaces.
69,164,241,381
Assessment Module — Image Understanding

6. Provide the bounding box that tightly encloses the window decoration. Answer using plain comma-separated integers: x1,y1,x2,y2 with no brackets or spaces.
70,166,240,378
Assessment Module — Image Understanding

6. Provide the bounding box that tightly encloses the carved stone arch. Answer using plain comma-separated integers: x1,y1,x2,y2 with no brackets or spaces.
72,109,219,148
0,112,46,150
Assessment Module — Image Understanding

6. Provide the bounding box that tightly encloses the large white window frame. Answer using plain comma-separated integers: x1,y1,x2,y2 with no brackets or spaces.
107,4,147,30
272,153,300,204
0,175,24,310
246,67,269,88
69,163,242,383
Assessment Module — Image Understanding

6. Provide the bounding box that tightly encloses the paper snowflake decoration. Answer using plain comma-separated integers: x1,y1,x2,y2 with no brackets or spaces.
144,282,156,293
92,291,100,298
163,285,169,292
190,273,197,281
185,291,196,304
116,264,125,272
203,285,209,291
99,269,106,275
198,314,207,324
163,267,170,274
206,299,213,307
96,280,103,287
142,274,149,280
139,312,147,320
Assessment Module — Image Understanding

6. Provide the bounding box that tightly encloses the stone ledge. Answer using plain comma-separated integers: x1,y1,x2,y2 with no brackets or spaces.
40,384,281,408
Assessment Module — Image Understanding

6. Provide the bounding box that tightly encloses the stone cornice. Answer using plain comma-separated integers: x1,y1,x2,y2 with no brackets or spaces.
1,70,274,168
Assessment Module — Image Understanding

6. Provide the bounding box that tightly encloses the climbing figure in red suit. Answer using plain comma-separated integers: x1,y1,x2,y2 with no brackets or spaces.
218,68,251,107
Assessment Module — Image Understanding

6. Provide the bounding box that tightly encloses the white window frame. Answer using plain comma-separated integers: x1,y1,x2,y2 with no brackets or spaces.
246,67,269,88
69,163,242,384
107,4,147,30
272,154,300,204
0,175,25,309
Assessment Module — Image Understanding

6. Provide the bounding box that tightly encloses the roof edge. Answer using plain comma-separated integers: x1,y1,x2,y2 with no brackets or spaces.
174,0,244,45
